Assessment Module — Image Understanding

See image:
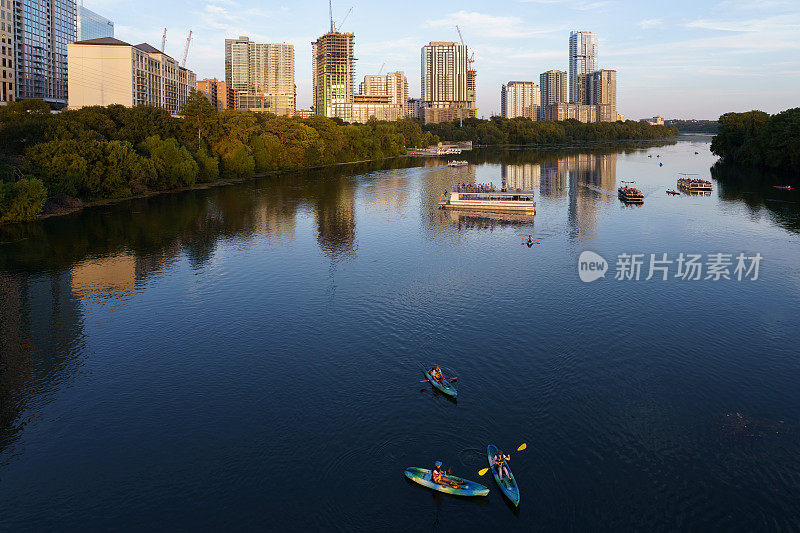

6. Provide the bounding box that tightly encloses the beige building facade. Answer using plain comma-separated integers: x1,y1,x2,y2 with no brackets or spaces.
501,81,540,120
67,37,196,113
421,41,476,123
360,71,408,113
224,36,295,115
540,70,567,111
543,103,598,123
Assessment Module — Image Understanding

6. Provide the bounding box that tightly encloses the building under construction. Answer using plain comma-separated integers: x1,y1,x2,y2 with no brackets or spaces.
312,31,356,118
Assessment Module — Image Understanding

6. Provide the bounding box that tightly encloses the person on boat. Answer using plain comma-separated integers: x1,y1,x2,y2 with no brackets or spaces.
492,451,511,481
430,365,444,383
432,461,446,484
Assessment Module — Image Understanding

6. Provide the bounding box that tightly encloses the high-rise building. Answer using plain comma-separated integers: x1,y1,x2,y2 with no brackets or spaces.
568,31,598,104
67,37,196,113
197,78,219,108
420,41,476,124
77,5,114,41
224,36,295,115
14,0,75,106
359,71,408,112
501,81,540,120
0,0,14,102
540,70,567,112
586,69,617,122
407,97,423,119
312,31,355,118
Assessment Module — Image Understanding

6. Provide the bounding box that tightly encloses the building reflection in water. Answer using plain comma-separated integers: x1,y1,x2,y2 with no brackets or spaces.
0,271,84,456
502,163,541,191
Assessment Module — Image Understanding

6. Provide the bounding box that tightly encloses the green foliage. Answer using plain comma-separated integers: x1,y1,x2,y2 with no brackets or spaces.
139,136,199,189
194,149,220,182
711,109,799,171
422,117,677,145
0,178,48,223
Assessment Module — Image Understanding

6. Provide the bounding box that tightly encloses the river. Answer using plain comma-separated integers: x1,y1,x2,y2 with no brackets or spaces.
1,136,799,531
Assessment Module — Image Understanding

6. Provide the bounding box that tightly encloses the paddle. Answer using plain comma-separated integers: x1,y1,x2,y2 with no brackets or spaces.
479,443,528,476
419,377,458,383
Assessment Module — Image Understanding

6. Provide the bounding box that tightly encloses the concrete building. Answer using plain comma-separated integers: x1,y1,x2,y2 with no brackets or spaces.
568,31,598,104
586,69,617,122
197,77,237,111
350,94,404,123
407,97,423,119
501,81,540,120
421,41,476,123
77,5,114,41
1,0,14,102
540,70,567,113
312,31,355,118
294,108,314,118
359,71,408,112
645,116,664,126
543,102,598,123
225,36,295,115
14,0,74,106
67,37,196,113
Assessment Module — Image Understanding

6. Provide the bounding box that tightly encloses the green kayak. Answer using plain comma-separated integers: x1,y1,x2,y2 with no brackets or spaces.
422,368,457,399
404,467,489,497
487,445,520,506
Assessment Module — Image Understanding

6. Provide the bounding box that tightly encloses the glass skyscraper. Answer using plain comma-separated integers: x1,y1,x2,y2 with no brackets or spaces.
14,0,75,106
77,5,114,42
568,31,598,104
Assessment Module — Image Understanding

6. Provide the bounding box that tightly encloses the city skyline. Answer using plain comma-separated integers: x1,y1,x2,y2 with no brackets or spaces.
62,0,800,119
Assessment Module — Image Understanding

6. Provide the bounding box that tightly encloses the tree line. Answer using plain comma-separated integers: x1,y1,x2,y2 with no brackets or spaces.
421,116,678,146
0,93,439,224
711,108,800,172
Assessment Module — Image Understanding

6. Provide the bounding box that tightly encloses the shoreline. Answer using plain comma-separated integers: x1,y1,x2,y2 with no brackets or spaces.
6,137,682,226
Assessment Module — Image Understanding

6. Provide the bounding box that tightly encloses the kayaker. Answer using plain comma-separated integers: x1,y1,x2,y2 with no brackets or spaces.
432,461,446,484
492,451,511,481
431,365,444,382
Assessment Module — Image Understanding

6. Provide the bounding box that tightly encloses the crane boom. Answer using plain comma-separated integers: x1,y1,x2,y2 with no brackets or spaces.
181,30,192,68
161,28,167,53
329,0,334,32
456,25,465,47
337,7,353,32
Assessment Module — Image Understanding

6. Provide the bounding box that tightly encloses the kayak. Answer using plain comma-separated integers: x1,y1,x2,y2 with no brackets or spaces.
487,445,520,506
666,190,679,195
774,186,794,190
404,467,489,497
422,368,457,399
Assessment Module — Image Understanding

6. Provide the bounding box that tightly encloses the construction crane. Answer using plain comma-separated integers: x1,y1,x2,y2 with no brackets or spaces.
329,0,334,32
456,25,475,68
181,30,192,68
378,62,386,75
336,7,353,32
161,28,167,53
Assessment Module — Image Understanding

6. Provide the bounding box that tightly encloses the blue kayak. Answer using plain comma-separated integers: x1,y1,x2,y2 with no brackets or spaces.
404,467,489,497
422,368,457,399
487,444,520,506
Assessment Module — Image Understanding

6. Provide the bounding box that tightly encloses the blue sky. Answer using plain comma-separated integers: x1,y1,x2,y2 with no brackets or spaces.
93,0,800,119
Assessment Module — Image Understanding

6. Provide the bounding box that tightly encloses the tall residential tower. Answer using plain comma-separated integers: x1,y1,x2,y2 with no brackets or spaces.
420,41,476,123
77,5,114,41
225,36,295,115
14,0,75,106
540,70,567,109
0,0,13,102
568,31,598,104
501,82,540,120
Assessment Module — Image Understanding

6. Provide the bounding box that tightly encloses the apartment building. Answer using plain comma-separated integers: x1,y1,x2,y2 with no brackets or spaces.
0,0,13,102
67,37,196,113
359,71,408,112
421,41,476,123
77,5,114,41
501,81,540,120
224,36,295,115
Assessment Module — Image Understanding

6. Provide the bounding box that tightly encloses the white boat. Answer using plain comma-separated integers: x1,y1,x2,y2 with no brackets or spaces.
448,160,468,167
438,190,536,213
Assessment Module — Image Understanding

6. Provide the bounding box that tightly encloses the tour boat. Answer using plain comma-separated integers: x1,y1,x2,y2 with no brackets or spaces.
439,189,536,213
448,160,468,167
678,177,712,192
618,186,644,203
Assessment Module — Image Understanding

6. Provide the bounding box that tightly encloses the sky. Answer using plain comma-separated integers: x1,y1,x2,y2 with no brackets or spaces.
92,0,800,119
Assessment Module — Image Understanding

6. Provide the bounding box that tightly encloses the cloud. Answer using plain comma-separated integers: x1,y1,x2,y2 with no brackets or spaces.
424,11,560,39
638,19,663,29
516,0,616,10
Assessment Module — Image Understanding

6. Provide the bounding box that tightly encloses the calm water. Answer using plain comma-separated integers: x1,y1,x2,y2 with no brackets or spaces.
1,137,800,531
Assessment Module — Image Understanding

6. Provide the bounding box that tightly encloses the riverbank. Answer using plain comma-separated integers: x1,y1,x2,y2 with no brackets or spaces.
711,107,799,173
